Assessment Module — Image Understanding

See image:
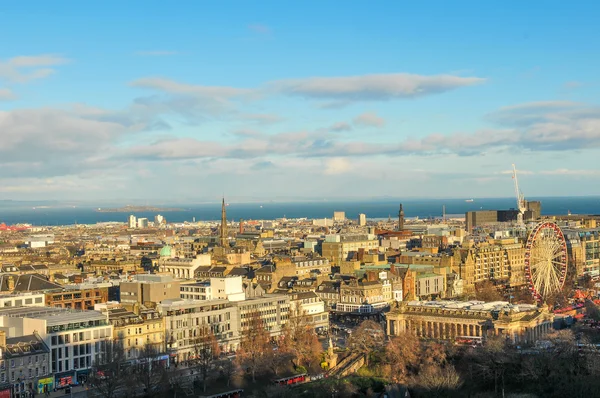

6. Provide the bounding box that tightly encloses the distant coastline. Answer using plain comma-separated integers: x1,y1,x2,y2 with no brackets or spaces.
0,196,597,226
96,205,186,213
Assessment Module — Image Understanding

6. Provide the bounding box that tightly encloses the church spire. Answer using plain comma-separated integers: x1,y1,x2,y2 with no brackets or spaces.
398,203,405,231
220,197,228,248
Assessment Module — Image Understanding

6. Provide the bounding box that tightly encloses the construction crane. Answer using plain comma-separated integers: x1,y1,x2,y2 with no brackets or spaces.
512,164,527,225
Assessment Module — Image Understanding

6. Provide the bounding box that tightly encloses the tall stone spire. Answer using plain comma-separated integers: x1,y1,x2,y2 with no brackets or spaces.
220,197,228,248
398,203,405,231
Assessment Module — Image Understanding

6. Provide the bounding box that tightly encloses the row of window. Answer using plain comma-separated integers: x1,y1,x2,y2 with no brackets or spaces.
0,354,46,370
0,365,47,383
51,356,91,373
0,296,44,307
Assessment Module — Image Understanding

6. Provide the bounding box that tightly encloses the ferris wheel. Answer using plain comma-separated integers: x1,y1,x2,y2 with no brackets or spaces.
524,221,568,302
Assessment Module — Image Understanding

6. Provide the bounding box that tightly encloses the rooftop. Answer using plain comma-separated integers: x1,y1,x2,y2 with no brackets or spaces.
405,300,539,313
0,306,107,326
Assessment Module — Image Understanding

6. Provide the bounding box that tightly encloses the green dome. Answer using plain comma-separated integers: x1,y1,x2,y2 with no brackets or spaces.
159,245,172,257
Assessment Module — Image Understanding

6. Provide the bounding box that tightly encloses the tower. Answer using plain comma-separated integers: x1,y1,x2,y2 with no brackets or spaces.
398,203,405,231
220,198,228,248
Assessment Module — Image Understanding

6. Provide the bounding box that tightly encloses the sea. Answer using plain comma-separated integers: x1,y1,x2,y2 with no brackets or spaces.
1,197,599,226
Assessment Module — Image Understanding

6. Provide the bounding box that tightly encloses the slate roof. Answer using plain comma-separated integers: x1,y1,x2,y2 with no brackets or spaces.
2,334,49,359
0,274,63,292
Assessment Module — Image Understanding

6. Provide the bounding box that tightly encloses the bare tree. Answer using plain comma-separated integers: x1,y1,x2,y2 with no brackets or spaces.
383,332,420,383
280,311,322,372
469,336,515,396
135,344,169,396
347,320,385,366
88,339,129,398
474,280,503,302
219,358,236,387
236,311,271,382
263,338,292,376
413,364,463,392
585,300,600,321
190,325,221,392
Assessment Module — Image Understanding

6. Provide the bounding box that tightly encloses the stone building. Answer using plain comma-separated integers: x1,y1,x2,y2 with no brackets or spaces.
336,279,388,314
159,299,239,361
321,234,379,266
0,332,51,396
453,238,526,293
94,302,165,360
386,300,553,344
288,291,329,332
159,254,211,279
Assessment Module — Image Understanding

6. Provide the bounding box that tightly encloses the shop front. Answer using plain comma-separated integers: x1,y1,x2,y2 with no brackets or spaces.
75,369,89,384
54,372,75,390
37,377,54,395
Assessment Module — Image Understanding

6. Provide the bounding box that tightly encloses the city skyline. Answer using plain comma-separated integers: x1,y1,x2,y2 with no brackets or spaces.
1,1,600,200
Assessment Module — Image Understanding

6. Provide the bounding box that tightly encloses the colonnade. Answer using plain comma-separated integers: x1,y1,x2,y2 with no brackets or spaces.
387,318,485,339
160,266,192,279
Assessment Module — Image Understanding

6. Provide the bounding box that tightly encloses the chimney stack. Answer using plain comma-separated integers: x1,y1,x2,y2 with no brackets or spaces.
6,275,15,292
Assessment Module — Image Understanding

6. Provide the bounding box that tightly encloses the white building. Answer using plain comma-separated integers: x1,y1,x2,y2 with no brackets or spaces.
180,281,211,301
312,218,333,227
0,307,113,386
25,235,54,249
358,214,367,226
159,299,240,360
0,293,45,308
210,277,246,302
179,277,246,302
233,295,290,337
137,218,149,228
154,214,165,225
128,215,137,229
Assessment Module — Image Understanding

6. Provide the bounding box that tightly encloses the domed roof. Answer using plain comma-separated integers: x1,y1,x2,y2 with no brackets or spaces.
159,245,172,257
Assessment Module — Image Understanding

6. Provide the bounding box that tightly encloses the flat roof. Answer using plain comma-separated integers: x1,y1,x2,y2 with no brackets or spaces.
159,298,230,308
0,306,107,325
405,300,539,313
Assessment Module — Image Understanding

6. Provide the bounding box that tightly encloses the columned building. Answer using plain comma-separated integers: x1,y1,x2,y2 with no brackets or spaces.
159,254,211,279
386,300,553,345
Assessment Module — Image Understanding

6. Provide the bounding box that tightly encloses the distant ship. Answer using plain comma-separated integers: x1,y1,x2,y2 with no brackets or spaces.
465,199,474,202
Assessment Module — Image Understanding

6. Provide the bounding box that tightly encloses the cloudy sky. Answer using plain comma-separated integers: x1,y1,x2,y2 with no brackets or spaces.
1,1,599,202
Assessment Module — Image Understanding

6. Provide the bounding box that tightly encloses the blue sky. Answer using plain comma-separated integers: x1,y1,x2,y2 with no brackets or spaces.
1,1,599,202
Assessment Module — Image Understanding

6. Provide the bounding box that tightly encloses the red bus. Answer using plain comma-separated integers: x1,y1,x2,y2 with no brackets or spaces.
273,374,308,386
455,336,483,346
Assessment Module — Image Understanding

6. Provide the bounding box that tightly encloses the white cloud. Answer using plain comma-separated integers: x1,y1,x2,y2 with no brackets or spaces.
497,169,534,175
0,54,69,83
240,113,283,124
539,169,600,176
130,77,249,98
324,158,352,175
272,73,485,101
328,122,352,132
0,88,15,101
353,112,385,127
